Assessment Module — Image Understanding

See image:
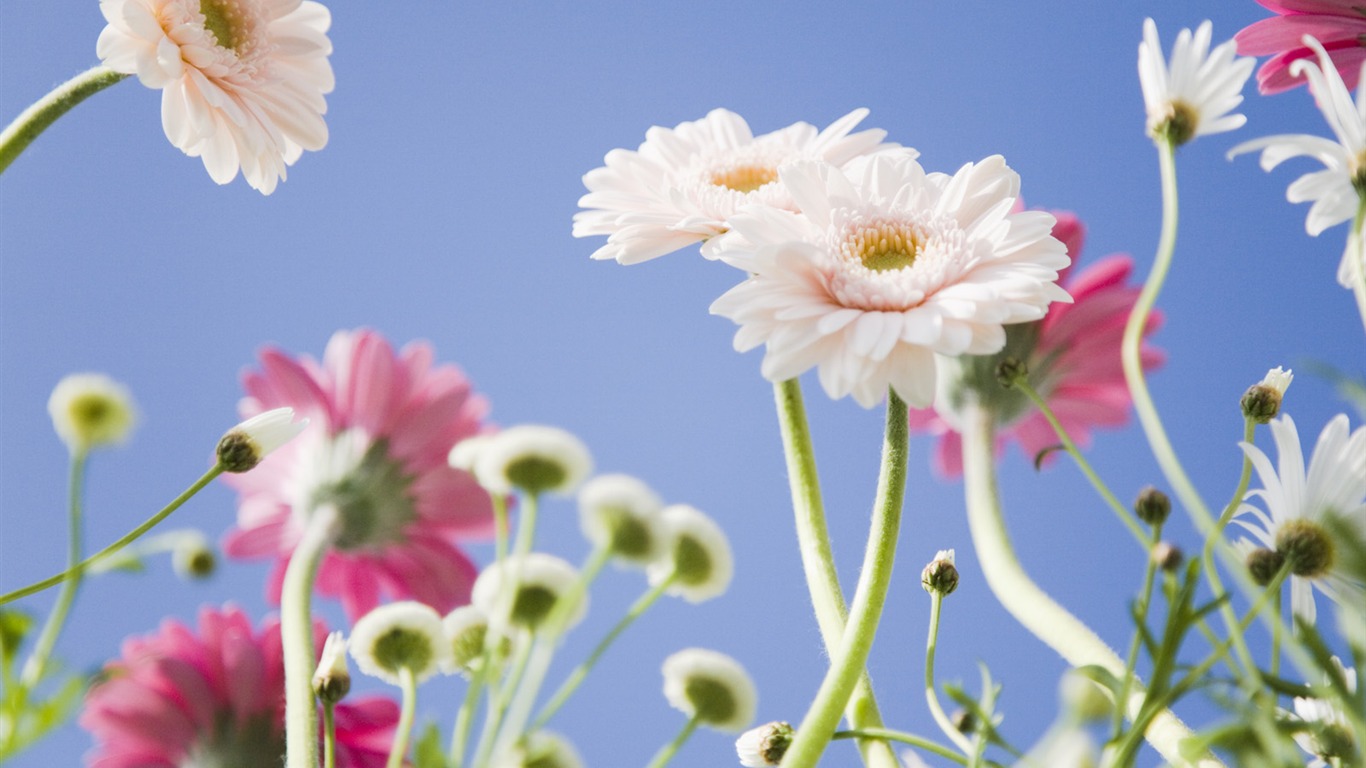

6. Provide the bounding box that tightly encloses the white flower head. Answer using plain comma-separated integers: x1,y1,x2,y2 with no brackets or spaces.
217,407,308,473
661,648,757,732
578,473,666,566
441,605,491,676
347,601,449,685
475,425,593,497
710,153,1071,408
449,433,496,474
736,721,794,767
1234,414,1366,623
492,730,584,768
1138,19,1254,146
1229,36,1366,287
574,108,899,264
470,553,586,633
95,0,334,194
48,373,137,453
312,630,350,704
1293,657,1358,765
169,530,217,580
648,504,734,603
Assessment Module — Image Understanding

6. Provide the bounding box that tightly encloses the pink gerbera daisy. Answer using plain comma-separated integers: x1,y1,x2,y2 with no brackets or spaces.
81,605,398,767
1237,1,1366,94
222,329,495,619
907,212,1165,476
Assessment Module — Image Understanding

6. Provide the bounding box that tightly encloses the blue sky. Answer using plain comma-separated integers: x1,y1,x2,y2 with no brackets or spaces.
2,1,1363,765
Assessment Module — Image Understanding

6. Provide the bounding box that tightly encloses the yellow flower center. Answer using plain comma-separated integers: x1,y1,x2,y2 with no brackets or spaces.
710,164,778,193
844,220,924,272
199,0,246,52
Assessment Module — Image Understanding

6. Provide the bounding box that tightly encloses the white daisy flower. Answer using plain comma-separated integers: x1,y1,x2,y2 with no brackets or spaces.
347,601,449,685
648,504,733,603
1230,36,1366,287
470,553,586,633
441,605,491,676
1137,18,1254,145
1292,657,1358,767
710,154,1070,408
577,473,665,566
574,108,898,264
48,373,138,453
736,721,793,767
491,731,584,768
95,0,335,194
1234,414,1366,623
475,425,593,497
661,648,757,732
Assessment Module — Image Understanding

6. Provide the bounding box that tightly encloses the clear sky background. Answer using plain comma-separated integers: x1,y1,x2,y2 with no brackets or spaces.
2,1,1363,765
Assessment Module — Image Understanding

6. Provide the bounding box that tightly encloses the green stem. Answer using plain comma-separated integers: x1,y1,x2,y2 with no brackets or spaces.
832,729,980,766
493,493,509,564
449,655,491,767
1350,196,1366,338
1112,526,1162,741
322,703,337,768
773,379,897,768
17,451,88,688
781,390,908,768
474,630,533,766
0,66,129,175
0,463,225,606
512,493,539,559
958,401,1218,767
646,716,700,768
531,573,675,731
387,667,418,768
924,591,973,755
281,505,337,768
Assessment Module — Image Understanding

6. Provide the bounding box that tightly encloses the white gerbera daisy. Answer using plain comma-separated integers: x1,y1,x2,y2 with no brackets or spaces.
1234,414,1366,623
574,108,897,264
1138,19,1254,145
709,154,1071,408
661,648,757,732
1230,36,1366,287
95,0,335,194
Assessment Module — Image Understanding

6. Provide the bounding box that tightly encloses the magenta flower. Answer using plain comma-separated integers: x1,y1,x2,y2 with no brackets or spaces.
81,605,398,767
907,212,1165,477
222,329,495,619
1237,1,1366,93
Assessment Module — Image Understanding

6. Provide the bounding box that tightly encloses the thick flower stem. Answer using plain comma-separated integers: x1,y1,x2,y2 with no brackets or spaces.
959,401,1218,767
387,667,418,768
18,451,88,688
281,505,337,768
0,463,225,607
781,391,908,768
773,379,898,768
0,66,129,175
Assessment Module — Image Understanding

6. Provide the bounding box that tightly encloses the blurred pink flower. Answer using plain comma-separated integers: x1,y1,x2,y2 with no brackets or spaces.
222,329,495,619
1236,1,1366,94
81,605,397,767
907,212,1165,477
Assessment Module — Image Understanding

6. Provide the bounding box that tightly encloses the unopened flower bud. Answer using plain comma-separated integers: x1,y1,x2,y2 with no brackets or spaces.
1134,486,1171,527
995,357,1028,389
951,708,976,734
170,531,216,580
1151,541,1184,572
312,631,351,704
736,721,794,767
216,408,308,473
921,549,959,596
1245,547,1285,587
1240,367,1292,424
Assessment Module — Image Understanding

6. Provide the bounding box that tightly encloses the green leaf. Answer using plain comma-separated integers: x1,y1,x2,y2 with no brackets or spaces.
0,609,34,667
413,722,449,768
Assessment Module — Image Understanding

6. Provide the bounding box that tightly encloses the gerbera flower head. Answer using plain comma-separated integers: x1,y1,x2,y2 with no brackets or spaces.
1230,35,1366,288
906,210,1163,476
648,504,733,603
1237,1,1366,94
48,372,137,454
222,329,496,620
95,0,335,194
1234,414,1366,623
1138,19,1254,146
80,605,398,767
573,108,897,264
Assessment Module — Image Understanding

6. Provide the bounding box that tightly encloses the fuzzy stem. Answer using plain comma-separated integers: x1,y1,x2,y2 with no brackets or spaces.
925,591,974,755
493,493,510,564
781,391,908,768
281,505,337,768
0,66,129,175
386,667,418,768
18,451,88,688
646,716,700,768
0,463,225,606
449,655,490,767
322,704,337,768
774,379,898,767
959,401,1218,767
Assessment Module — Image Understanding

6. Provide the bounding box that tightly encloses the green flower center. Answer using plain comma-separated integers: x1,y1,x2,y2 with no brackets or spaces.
1152,100,1198,146
372,627,434,676
505,456,568,495
685,675,738,725
183,714,282,768
601,507,655,560
673,534,713,586
199,0,246,52
1275,518,1335,578
511,584,560,628
310,438,417,551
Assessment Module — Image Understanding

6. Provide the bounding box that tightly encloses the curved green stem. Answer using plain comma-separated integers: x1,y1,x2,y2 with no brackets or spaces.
774,379,897,768
959,401,1218,767
781,391,908,768
925,592,973,755
0,463,225,606
17,451,88,688
647,716,700,768
281,505,337,768
0,66,129,175
1112,525,1162,740
833,729,980,766
387,667,418,768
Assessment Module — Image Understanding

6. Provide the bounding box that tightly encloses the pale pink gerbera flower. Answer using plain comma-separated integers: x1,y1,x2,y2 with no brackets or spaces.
81,605,398,767
907,211,1165,477
95,0,334,194
223,329,495,620
1237,1,1366,94
574,108,897,264
709,153,1071,408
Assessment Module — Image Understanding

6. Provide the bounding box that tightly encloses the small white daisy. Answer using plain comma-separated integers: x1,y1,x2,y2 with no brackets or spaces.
710,154,1070,408
470,553,586,633
492,731,584,768
1234,414,1366,623
475,425,593,497
47,373,138,453
441,605,491,676
347,601,449,685
577,473,665,566
574,108,898,264
648,505,733,603
1292,657,1358,767
1138,18,1254,145
661,648,757,732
